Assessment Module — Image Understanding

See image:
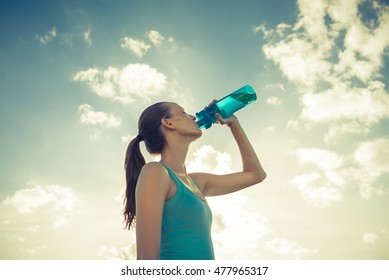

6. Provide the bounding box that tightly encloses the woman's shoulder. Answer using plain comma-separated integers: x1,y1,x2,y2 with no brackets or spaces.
139,162,169,181
137,162,171,195
142,161,164,172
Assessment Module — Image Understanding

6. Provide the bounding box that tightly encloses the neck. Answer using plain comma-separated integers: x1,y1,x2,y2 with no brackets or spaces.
160,138,190,174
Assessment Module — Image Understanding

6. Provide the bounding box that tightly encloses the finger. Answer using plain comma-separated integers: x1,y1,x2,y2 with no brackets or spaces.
215,113,224,124
207,99,217,107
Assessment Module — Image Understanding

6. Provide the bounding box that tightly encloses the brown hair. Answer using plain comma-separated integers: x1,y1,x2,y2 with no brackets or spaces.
123,102,171,230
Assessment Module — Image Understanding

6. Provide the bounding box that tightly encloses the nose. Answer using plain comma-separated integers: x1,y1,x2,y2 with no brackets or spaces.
190,114,196,121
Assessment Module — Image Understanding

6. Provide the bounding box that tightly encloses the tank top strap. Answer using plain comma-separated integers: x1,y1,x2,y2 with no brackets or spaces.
160,162,184,189
191,179,205,196
160,162,207,201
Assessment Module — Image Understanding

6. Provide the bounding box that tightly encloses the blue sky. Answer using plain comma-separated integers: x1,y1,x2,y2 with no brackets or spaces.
1,0,388,259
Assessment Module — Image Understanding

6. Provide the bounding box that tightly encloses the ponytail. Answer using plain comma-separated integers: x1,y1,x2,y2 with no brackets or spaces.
122,102,171,230
123,136,145,230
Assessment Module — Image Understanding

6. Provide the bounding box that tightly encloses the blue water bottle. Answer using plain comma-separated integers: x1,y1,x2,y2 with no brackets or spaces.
196,85,257,129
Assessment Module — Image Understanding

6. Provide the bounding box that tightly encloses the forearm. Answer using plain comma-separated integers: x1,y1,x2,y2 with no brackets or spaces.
229,118,266,182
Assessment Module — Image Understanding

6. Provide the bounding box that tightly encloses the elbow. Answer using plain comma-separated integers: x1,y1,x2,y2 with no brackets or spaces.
261,171,267,182
254,170,267,184
245,170,267,186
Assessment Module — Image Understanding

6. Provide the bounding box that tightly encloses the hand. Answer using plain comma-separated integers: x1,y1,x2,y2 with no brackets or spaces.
215,113,237,127
206,99,238,127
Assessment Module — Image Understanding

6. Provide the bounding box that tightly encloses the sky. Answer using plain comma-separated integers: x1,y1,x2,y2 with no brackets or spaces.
0,0,388,260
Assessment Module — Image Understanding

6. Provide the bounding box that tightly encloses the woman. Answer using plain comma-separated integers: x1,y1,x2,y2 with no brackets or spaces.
123,101,266,260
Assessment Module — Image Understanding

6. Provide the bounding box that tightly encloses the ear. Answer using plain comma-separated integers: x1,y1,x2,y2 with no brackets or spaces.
161,118,174,130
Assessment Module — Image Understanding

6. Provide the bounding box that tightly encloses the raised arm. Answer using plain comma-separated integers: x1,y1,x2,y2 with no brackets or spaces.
191,114,266,197
135,162,170,259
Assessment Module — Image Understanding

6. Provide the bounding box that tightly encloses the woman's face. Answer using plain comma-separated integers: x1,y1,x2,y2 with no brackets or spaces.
165,102,202,138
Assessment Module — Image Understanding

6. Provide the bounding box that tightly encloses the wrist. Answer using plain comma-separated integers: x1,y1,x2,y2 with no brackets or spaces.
227,117,240,129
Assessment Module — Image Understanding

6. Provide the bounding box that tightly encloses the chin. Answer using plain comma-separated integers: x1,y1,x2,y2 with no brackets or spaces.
192,129,202,139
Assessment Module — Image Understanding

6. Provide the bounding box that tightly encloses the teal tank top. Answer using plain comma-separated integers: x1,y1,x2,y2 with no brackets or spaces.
160,163,215,260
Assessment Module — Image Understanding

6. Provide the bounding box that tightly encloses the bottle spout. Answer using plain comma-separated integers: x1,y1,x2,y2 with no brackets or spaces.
196,111,213,129
196,116,210,129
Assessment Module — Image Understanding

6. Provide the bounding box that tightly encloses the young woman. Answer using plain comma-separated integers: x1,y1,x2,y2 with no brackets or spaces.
123,101,266,260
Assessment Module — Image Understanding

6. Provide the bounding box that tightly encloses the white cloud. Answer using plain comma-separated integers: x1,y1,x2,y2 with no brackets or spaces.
121,37,150,58
266,96,282,105
287,119,300,130
353,137,389,199
326,0,361,32
362,232,379,244
147,30,164,46
98,244,136,260
52,215,71,230
324,170,344,187
354,137,389,176
337,10,389,82
293,148,344,171
78,104,121,128
187,145,234,174
264,126,275,133
324,121,369,144
73,67,117,99
259,0,389,138
121,134,136,144
208,194,272,259
290,172,342,207
36,27,57,44
2,185,78,214
291,138,387,202
118,63,167,101
291,148,345,206
72,63,167,103
300,81,389,126
98,246,119,259
252,23,274,39
83,29,92,46
88,130,102,141
1,184,80,245
262,34,332,89
98,231,136,259
265,83,286,92
265,238,318,259
294,0,330,43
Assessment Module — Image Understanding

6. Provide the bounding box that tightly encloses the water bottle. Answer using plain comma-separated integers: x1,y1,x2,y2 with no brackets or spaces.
196,84,257,129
